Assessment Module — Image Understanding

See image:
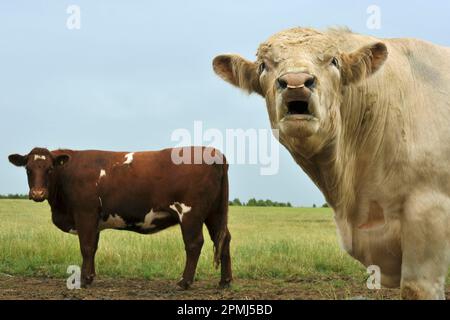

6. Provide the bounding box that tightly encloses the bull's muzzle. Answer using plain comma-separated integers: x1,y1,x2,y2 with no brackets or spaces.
277,72,316,91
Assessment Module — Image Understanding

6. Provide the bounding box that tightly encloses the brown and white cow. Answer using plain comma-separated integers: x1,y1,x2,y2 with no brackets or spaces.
9,147,232,289
213,27,450,299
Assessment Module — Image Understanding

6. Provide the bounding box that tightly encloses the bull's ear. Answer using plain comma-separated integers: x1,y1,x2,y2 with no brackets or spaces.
213,54,263,96
8,154,28,167
340,42,388,85
54,154,70,167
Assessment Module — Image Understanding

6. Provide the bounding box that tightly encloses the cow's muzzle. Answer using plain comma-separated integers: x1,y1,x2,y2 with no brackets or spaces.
29,188,48,202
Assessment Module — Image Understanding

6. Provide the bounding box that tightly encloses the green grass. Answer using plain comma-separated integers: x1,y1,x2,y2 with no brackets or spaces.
0,200,448,285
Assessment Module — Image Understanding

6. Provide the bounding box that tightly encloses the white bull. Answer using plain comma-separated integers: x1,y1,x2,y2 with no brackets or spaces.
213,27,450,299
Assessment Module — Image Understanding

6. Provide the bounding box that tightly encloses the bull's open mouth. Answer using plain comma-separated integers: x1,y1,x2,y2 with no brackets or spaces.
286,100,311,116
279,98,320,137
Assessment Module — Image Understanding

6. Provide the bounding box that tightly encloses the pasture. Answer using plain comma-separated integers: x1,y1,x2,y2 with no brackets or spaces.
0,199,448,300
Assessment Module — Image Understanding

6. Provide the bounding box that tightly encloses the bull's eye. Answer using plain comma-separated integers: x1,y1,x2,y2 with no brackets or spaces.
258,62,266,75
331,57,339,68
26,169,31,175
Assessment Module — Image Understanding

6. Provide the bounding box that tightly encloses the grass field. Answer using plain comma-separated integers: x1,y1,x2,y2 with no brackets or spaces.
0,199,448,300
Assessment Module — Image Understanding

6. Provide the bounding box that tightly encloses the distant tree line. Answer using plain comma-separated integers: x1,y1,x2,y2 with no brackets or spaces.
229,198,331,208
229,198,293,207
0,194,28,199
0,194,331,208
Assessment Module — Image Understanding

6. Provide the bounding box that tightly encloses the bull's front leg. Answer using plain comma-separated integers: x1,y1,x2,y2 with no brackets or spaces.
74,210,100,288
401,192,450,300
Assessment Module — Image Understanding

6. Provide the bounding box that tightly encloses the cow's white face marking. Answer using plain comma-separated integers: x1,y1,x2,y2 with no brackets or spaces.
34,155,46,161
170,202,192,222
99,169,106,179
98,214,127,230
136,210,171,230
123,153,134,165
68,229,78,235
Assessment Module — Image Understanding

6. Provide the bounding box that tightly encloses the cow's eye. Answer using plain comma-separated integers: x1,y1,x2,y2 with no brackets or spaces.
331,57,339,68
26,169,31,175
258,62,266,75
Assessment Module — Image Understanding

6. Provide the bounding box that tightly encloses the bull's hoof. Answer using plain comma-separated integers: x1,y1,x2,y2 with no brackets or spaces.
177,279,192,290
401,283,444,300
219,279,232,289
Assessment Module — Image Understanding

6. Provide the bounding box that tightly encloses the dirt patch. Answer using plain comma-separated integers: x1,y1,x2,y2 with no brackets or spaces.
1,274,448,300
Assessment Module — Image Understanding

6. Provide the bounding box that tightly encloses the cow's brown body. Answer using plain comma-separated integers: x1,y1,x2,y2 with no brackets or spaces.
9,147,232,289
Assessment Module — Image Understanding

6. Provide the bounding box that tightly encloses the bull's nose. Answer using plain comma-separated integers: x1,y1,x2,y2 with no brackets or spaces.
277,72,316,90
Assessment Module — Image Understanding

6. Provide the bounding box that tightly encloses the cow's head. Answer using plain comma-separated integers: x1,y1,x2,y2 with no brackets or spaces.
213,28,388,157
8,148,70,202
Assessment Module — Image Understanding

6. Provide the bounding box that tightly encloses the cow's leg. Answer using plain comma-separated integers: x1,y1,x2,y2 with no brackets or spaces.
401,193,450,300
219,229,232,288
178,219,204,290
74,212,100,288
205,218,232,288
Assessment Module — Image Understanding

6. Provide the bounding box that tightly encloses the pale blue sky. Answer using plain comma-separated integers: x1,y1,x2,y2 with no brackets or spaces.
1,1,449,206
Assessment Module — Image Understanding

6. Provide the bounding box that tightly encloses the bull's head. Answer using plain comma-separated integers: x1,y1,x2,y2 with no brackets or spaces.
213,28,388,158
8,148,70,202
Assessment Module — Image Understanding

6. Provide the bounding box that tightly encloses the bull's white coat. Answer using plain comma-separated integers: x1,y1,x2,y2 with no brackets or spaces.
213,27,450,299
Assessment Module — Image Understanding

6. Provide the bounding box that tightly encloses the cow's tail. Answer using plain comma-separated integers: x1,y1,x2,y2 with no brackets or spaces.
213,158,229,269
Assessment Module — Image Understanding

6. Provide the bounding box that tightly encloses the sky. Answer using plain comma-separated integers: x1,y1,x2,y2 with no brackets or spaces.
1,0,449,206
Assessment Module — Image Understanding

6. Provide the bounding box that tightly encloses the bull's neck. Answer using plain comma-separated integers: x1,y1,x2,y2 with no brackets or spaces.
291,143,345,209
293,88,390,215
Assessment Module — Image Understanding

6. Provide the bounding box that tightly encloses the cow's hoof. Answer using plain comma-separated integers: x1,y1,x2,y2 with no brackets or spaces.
81,276,95,288
80,282,91,289
219,280,232,289
177,279,192,290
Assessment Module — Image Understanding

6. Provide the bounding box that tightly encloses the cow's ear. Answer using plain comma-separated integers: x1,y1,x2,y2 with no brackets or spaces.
54,154,70,167
8,154,28,167
340,42,388,85
213,54,263,96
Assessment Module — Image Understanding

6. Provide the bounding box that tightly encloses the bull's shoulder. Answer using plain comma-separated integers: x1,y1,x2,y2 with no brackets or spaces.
384,37,450,64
